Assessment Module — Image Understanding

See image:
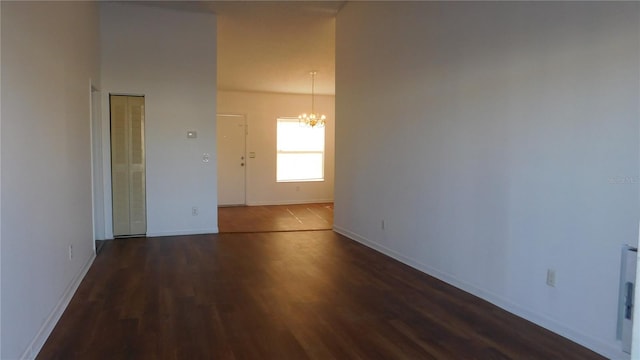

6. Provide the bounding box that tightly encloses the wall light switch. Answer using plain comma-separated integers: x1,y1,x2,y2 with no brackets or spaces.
187,131,197,139
546,269,556,287
249,152,256,158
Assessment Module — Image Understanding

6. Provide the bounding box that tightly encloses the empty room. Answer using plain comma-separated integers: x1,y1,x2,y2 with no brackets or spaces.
1,1,639,359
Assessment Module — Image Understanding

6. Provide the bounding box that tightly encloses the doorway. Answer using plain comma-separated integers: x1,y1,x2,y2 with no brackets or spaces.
217,114,247,206
110,95,146,237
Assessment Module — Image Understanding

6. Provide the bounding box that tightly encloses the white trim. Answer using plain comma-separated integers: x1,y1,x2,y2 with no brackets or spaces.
0,3,3,356
101,90,114,240
23,252,96,360
90,82,105,242
246,199,333,206
89,81,96,249
146,228,219,237
332,225,627,360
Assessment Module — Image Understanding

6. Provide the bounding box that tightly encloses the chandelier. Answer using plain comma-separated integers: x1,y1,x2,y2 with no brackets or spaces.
299,71,326,128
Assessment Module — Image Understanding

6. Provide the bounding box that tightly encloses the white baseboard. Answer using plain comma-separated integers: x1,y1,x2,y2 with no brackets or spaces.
23,252,96,360
146,227,219,237
245,199,333,206
332,225,627,360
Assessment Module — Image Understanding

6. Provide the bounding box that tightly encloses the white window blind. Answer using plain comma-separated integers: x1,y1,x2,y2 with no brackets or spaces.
276,118,325,182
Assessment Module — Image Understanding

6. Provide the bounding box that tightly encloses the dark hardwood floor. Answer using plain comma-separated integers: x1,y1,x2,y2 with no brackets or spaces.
38,231,603,359
218,203,333,233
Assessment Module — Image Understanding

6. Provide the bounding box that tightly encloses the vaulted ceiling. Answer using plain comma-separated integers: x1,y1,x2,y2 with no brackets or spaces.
143,1,341,95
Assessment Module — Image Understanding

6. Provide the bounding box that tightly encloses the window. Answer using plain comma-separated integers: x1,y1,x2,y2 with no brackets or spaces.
277,118,325,182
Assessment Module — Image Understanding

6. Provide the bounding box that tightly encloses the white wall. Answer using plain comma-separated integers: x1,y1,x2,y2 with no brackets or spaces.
1,3,4,356
218,90,335,205
1,2,100,358
335,2,639,358
100,3,218,237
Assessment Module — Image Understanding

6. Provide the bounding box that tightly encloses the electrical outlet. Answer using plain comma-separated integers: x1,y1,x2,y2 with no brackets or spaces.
546,269,556,287
68,244,73,260
192,207,199,216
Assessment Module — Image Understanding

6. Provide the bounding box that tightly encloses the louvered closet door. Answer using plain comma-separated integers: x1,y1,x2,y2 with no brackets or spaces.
111,95,146,237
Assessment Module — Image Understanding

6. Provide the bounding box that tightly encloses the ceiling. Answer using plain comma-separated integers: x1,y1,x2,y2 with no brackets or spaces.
141,1,341,95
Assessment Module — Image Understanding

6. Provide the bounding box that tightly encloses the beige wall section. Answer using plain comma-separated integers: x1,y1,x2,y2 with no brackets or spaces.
218,90,335,205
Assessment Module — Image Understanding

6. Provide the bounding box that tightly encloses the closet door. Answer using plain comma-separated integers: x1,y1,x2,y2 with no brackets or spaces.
111,95,146,237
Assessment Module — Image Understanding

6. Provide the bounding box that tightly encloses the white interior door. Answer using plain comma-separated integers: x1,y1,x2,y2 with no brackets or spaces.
217,114,246,206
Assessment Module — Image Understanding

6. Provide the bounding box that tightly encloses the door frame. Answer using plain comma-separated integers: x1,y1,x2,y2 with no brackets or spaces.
216,113,247,206
90,83,104,251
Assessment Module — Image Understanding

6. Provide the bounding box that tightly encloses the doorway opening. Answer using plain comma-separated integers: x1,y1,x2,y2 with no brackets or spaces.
216,114,333,233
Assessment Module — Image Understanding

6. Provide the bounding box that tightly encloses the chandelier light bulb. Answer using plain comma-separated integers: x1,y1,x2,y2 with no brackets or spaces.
299,71,326,128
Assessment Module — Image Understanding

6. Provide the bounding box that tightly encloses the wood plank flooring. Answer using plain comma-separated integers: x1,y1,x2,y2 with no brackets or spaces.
218,203,333,233
37,231,603,359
